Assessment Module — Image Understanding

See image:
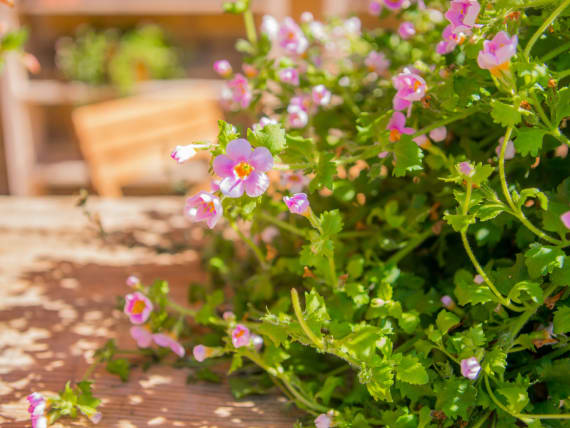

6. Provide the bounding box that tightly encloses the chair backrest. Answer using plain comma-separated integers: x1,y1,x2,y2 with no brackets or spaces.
72,81,221,197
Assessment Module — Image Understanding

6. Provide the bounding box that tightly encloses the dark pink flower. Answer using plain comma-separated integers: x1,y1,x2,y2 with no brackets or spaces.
365,51,390,75
387,112,415,142
369,1,382,15
398,22,416,40
458,161,474,177
213,60,232,78
213,139,273,198
477,31,518,75
130,326,153,348
278,17,308,55
461,357,481,380
279,67,300,86
153,333,185,358
284,193,310,215
185,191,223,229
445,0,480,30
232,324,251,348
124,292,153,324
561,211,570,229
27,393,47,428
312,84,331,106
227,73,252,108
383,0,404,10
392,69,427,114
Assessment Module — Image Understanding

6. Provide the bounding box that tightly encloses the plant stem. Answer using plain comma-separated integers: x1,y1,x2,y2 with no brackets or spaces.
230,221,268,269
81,355,103,382
412,108,480,139
167,300,196,317
386,228,433,265
258,211,307,238
291,288,325,350
524,0,570,59
471,410,493,428
485,375,570,420
557,68,570,80
540,40,570,62
529,93,552,129
243,9,257,46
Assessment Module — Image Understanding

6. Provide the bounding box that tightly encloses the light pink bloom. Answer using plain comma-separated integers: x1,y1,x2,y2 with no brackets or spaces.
460,357,481,380
315,413,332,428
496,137,515,160
429,126,447,142
261,15,279,40
251,334,264,351
223,311,235,321
281,171,310,193
27,393,46,417
242,63,258,78
477,32,518,75
301,11,314,23
437,25,459,54
290,94,312,112
383,0,404,10
193,344,212,362
445,0,480,30
232,324,251,348
213,139,273,198
124,292,153,324
213,60,232,78
458,161,474,177
369,1,382,15
474,274,484,284
365,51,390,75
398,22,416,40
284,193,310,215
372,298,386,307
90,412,103,424
279,67,300,86
260,226,279,243
441,295,455,309
278,17,308,55
185,191,223,229
252,116,278,132
170,143,208,163
378,151,390,159
413,134,429,148
130,326,153,348
126,275,140,287
227,73,252,108
153,333,185,357
312,85,331,106
387,112,415,142
32,416,47,428
561,211,570,229
392,69,427,114
288,104,309,128
344,17,362,36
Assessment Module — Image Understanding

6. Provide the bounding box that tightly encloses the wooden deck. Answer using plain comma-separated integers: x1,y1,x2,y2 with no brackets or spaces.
0,197,297,427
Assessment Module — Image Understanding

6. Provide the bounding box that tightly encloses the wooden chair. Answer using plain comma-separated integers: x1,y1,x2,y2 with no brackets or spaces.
72,80,221,197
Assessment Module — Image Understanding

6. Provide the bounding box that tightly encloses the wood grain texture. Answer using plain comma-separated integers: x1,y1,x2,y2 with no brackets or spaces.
0,197,299,427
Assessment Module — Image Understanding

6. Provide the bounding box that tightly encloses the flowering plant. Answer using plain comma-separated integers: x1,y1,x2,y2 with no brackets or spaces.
32,0,570,426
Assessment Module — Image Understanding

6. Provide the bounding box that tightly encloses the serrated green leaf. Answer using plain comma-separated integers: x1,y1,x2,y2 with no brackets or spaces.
513,128,547,157
247,123,285,153
491,101,521,128
524,244,565,278
553,305,570,334
106,358,130,382
436,310,460,334
320,210,343,236
396,355,429,385
392,135,424,177
508,281,543,304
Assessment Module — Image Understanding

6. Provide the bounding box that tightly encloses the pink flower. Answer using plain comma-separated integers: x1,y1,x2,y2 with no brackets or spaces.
441,295,456,309
32,417,47,428
27,393,46,417
458,161,474,177
429,126,447,142
126,275,140,287
193,344,213,362
413,134,430,148
392,69,427,113
260,226,279,243
369,1,382,15
89,412,102,424
185,191,223,229
170,143,208,163
290,94,311,112
387,112,415,142
560,211,570,229
278,17,308,55
130,326,153,348
153,333,185,357
496,137,515,160
227,73,252,108
251,334,264,351
232,324,251,348
261,15,279,40
460,357,481,380
242,63,258,78
312,85,331,106
252,116,278,132
213,139,273,198
315,412,332,428
223,311,235,321
445,0,480,30
213,60,232,78
284,193,310,215
288,104,309,128
437,25,459,54
477,31,518,75
365,51,390,75
474,274,484,284
281,171,310,193
279,67,300,86
124,292,153,324
301,11,314,23
398,22,416,40
383,0,404,10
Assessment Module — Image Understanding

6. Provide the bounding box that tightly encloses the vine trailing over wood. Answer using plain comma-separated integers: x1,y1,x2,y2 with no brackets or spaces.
27,0,570,427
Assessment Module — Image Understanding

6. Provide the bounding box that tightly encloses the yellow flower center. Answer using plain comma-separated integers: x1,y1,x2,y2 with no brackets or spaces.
204,201,216,213
234,161,254,179
132,300,146,314
389,129,401,142
413,80,422,91
490,61,510,76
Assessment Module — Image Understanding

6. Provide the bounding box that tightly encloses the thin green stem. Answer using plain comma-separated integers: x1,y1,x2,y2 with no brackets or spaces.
243,9,257,46
540,40,570,63
230,221,268,269
523,0,570,60
258,211,307,238
485,375,570,420
291,288,324,350
557,69,570,80
471,410,493,428
412,108,480,139
167,300,196,317
327,255,337,288
386,228,433,265
81,355,103,382
529,93,552,129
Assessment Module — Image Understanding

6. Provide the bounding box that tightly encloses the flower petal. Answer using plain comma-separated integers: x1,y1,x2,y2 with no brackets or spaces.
220,176,245,198
226,138,252,162
249,146,274,172
244,172,270,197
213,154,235,178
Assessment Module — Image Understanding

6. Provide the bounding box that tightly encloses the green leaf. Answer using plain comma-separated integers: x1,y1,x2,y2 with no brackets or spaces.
106,358,130,382
554,86,570,126
247,123,285,153
396,355,429,385
454,269,497,305
217,120,240,148
490,100,521,128
196,290,225,324
436,310,460,334
282,133,314,165
497,386,529,413
229,354,243,374
315,376,343,405
360,363,394,402
320,210,343,236
513,128,547,157
392,135,424,177
553,305,570,334
507,281,543,304
1,28,28,51
550,255,570,286
524,244,565,278
311,152,336,191
256,322,289,347
444,212,476,232
516,188,548,210
435,378,477,419
483,348,507,376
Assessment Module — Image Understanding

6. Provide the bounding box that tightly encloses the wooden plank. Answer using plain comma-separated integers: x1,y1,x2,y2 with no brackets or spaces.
0,197,299,427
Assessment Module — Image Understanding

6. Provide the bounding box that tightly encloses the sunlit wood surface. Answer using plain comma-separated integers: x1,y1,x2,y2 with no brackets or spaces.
0,197,298,427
